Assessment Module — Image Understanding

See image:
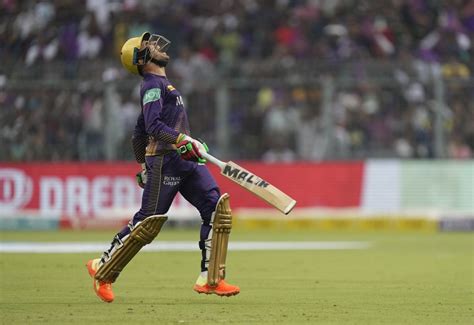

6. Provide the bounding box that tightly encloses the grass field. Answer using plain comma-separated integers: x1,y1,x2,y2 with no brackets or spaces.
0,228,473,324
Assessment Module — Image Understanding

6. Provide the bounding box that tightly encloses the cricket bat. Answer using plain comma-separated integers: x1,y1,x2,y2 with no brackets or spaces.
201,152,297,214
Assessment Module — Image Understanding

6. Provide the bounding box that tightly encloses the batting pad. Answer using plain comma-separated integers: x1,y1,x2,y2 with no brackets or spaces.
95,215,167,283
208,193,232,286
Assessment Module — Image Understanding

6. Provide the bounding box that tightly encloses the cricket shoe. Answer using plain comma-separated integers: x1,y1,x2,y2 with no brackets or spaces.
86,259,114,303
193,275,240,297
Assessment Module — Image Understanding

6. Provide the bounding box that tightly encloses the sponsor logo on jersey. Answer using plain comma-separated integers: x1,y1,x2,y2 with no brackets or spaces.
143,88,161,105
163,176,181,186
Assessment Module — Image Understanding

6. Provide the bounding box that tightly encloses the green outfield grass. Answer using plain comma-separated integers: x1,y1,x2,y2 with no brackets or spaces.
0,229,473,324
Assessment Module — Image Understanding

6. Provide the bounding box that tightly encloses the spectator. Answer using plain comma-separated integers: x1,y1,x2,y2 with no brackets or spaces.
261,137,297,163
1,0,473,161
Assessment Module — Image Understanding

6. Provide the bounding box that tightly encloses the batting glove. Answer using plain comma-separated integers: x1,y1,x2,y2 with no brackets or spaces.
136,163,147,189
176,134,208,164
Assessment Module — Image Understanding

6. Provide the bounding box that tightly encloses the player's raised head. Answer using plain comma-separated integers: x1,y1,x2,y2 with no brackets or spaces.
120,32,171,75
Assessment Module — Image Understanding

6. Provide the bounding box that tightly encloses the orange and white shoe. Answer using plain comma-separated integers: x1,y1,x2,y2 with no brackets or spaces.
193,274,240,297
86,259,114,303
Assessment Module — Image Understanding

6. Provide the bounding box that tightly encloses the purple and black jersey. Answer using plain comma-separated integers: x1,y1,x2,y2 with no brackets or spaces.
132,73,190,161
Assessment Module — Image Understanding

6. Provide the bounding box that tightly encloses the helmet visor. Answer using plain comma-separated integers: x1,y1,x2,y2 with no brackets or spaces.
148,34,171,53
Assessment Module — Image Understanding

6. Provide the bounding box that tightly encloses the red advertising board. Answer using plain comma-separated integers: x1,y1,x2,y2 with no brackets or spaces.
0,161,364,220
212,162,364,208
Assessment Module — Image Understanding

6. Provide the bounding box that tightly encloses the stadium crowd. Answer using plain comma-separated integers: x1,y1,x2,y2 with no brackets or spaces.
1,0,473,161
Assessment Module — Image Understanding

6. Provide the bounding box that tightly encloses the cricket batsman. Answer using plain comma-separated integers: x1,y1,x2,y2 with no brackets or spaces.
86,32,240,302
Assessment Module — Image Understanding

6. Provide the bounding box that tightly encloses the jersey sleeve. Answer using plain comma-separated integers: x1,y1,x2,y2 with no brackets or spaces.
132,111,147,163
142,86,180,144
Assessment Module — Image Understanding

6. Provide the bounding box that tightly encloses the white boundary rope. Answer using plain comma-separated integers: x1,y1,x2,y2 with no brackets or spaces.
0,241,371,253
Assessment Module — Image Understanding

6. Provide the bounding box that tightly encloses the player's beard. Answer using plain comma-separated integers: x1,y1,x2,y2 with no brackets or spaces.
152,58,169,67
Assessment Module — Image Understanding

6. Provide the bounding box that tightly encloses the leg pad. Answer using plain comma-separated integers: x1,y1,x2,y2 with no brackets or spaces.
95,215,167,283
208,193,232,287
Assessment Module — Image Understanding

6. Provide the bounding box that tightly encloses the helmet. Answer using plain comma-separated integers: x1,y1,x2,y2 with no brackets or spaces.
120,32,150,75
120,32,171,75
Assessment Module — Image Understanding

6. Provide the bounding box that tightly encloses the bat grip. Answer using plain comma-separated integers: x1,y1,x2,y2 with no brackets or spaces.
201,152,226,170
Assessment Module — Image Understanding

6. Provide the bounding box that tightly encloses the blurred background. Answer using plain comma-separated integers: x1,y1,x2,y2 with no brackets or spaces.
0,0,473,231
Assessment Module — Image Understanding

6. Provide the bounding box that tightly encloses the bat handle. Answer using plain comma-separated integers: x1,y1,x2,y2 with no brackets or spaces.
201,151,226,170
